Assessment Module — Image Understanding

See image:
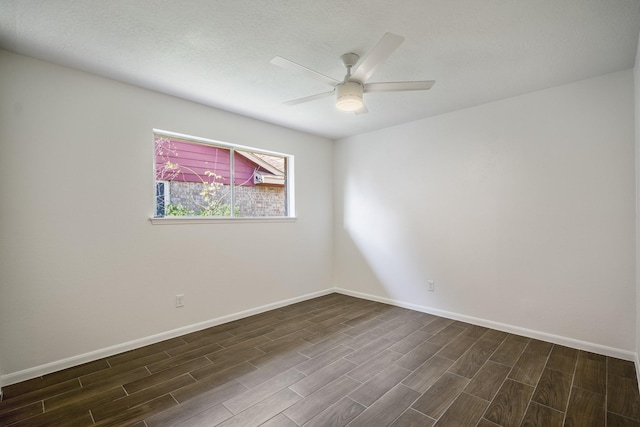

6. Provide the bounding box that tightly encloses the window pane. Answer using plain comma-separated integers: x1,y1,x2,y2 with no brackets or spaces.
234,150,287,217
155,136,232,217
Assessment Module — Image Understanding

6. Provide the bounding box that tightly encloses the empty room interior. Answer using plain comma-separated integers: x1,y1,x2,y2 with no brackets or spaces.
2,1,640,426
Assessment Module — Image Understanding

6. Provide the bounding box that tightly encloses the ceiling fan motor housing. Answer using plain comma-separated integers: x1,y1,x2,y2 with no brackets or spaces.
336,81,363,111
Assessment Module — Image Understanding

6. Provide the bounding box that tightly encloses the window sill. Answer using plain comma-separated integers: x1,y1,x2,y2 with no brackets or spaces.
149,216,297,225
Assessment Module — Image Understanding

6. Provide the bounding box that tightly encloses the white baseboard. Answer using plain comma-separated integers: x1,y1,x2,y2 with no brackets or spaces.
0,288,335,387
3,286,637,387
335,287,637,362
636,353,640,392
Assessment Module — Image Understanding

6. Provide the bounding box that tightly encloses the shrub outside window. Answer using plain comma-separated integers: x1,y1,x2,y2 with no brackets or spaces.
154,131,293,219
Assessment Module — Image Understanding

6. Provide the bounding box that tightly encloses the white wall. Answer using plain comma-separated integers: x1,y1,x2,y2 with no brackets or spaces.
335,70,636,356
0,50,334,380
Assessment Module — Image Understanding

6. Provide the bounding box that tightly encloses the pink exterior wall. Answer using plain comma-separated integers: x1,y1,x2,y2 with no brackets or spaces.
155,139,263,186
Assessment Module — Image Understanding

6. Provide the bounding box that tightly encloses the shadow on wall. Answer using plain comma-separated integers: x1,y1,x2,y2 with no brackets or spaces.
340,175,440,305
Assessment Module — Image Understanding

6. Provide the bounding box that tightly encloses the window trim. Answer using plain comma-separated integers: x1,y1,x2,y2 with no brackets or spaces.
151,129,296,223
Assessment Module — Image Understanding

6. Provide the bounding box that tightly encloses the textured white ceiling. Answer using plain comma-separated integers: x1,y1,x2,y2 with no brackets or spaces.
1,0,639,139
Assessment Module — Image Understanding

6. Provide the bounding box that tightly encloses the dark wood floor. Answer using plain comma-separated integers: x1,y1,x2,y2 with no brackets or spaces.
1,293,639,426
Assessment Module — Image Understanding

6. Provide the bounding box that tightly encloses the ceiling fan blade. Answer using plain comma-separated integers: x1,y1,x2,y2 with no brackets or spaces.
271,56,340,87
364,80,435,93
283,90,334,106
350,33,404,83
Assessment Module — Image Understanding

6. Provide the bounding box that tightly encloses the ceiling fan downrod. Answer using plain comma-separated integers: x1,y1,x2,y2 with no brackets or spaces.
340,53,360,82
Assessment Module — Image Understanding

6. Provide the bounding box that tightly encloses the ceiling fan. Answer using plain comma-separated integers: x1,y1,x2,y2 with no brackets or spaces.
270,33,435,114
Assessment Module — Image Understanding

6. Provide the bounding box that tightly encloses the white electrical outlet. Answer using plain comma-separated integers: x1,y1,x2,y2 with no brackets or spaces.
176,294,185,308
427,280,435,292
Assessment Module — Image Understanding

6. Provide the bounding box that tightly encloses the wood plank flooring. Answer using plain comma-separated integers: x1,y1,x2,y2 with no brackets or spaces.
1,293,639,426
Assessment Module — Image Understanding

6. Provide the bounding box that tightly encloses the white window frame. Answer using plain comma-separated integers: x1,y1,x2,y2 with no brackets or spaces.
150,129,296,224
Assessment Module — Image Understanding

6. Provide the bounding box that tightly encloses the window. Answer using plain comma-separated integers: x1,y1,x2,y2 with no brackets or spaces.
153,130,294,220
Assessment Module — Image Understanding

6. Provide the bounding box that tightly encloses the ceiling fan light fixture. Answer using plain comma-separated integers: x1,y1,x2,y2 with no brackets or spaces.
336,81,363,112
